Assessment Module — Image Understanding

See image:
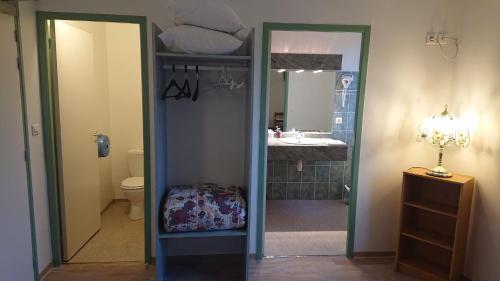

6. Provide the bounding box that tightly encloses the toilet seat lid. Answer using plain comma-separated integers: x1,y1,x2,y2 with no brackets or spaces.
121,177,144,189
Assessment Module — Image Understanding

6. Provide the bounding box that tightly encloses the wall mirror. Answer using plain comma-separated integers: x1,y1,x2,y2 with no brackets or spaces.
267,31,361,133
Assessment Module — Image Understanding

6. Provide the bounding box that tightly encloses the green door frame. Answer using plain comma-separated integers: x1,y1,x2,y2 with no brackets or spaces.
3,3,40,280
257,22,371,259
35,11,152,266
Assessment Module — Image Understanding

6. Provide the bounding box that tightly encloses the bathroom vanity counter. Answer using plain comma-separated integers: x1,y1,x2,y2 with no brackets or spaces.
268,137,347,161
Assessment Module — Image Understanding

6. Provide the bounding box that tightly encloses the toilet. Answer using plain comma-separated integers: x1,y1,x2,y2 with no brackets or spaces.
121,148,144,220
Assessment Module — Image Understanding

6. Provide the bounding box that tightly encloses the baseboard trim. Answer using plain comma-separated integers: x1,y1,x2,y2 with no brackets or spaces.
353,251,396,258
100,199,129,214
39,263,52,280
461,274,472,281
100,200,114,214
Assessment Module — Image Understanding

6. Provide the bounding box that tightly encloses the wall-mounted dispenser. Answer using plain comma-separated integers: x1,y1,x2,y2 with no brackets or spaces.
341,74,354,108
95,134,111,158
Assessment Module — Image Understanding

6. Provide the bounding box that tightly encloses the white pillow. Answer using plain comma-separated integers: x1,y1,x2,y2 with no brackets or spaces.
233,28,251,41
158,25,243,55
168,0,245,33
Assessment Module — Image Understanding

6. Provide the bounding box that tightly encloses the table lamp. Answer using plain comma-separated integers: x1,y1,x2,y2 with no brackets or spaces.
416,105,470,177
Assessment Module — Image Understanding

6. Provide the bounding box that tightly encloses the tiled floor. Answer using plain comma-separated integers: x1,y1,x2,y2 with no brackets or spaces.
266,231,347,256
69,202,144,263
42,256,418,281
265,200,348,256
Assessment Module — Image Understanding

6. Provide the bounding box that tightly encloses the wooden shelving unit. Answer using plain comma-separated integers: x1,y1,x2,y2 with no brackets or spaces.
396,167,474,281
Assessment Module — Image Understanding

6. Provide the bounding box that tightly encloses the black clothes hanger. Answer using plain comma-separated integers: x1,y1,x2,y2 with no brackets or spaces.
161,64,185,99
192,65,200,102
176,64,192,100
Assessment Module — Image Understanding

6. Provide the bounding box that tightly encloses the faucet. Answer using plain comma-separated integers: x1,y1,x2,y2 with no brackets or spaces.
294,130,305,139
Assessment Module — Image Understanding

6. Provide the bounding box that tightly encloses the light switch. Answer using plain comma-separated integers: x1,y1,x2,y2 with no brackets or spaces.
31,124,40,136
335,117,343,124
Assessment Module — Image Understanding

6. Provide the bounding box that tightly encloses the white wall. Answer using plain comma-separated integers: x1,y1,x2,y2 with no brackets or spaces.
18,1,53,271
19,0,500,278
445,0,500,279
271,31,362,71
106,23,143,199
268,71,285,128
286,71,336,132
0,11,36,281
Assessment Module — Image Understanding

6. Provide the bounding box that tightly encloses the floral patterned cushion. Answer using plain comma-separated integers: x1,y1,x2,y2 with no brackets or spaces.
163,183,247,233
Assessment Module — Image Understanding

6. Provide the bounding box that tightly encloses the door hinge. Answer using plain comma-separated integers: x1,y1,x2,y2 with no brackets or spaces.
48,38,52,49
14,30,18,42
25,150,29,162
16,57,21,70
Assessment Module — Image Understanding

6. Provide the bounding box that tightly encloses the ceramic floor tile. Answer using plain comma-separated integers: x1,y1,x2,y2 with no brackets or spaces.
69,202,144,263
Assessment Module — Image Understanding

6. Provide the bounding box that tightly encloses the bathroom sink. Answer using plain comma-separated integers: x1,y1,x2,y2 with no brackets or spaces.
279,138,326,146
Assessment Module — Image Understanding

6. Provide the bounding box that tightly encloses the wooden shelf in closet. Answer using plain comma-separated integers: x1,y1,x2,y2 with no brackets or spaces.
396,167,474,281
159,228,247,239
156,52,252,64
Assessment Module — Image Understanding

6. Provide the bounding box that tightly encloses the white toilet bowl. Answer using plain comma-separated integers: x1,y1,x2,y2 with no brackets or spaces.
121,177,144,220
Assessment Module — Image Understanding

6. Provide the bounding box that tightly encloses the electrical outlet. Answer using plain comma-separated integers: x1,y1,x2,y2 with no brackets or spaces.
437,32,448,44
335,117,343,124
425,32,438,45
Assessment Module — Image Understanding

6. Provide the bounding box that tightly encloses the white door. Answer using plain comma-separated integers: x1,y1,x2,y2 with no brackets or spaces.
0,12,36,281
53,20,101,261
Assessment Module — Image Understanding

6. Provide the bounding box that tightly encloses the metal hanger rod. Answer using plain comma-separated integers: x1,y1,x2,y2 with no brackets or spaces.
162,65,248,72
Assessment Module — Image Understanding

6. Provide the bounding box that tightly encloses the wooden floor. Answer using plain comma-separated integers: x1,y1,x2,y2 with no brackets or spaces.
42,256,418,281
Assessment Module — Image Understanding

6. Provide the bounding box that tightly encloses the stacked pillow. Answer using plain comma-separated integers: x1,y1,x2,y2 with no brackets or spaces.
159,0,250,55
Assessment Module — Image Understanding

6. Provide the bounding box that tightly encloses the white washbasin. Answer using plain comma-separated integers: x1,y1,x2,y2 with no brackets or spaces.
279,138,326,146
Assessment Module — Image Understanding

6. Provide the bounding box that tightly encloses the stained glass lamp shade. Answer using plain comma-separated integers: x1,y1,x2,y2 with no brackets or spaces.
416,105,470,177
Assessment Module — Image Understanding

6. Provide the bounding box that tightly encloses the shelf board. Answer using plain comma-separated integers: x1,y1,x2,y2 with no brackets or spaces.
159,229,247,239
399,257,450,280
156,52,251,64
405,167,473,185
401,228,454,251
404,200,458,218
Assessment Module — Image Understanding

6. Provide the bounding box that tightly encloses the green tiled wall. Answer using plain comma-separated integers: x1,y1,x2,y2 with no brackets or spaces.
266,160,345,200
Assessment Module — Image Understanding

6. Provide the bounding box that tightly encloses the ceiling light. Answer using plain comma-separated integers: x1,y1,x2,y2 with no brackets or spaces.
295,69,304,73
277,69,286,73
313,70,323,73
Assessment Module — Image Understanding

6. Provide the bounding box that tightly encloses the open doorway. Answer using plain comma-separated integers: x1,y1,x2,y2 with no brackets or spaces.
37,13,151,265
257,23,371,258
